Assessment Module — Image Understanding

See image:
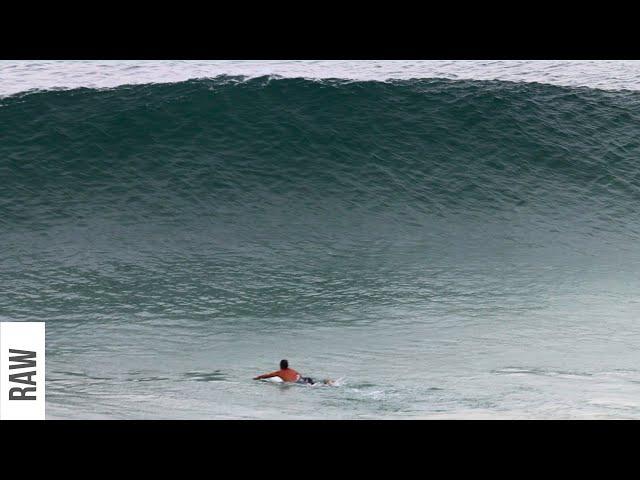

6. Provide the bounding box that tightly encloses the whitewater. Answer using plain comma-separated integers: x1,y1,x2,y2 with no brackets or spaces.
2,61,640,98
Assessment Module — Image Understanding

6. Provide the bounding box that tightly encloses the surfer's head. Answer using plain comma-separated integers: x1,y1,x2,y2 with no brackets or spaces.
280,359,289,369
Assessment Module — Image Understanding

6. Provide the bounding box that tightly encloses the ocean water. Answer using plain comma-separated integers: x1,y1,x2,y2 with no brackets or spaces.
1,61,640,419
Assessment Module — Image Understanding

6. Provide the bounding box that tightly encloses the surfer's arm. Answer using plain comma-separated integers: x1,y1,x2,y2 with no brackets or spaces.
253,371,279,380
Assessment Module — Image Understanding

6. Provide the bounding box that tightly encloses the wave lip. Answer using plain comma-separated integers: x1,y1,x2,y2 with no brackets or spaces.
3,60,640,98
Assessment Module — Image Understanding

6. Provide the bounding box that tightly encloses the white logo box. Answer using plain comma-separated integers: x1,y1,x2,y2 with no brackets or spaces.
0,322,45,420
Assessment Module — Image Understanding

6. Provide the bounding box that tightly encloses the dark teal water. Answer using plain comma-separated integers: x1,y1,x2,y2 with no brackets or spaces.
2,77,640,418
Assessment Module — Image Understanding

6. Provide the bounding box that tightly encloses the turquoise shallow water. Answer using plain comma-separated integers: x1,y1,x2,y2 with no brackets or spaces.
1,69,640,418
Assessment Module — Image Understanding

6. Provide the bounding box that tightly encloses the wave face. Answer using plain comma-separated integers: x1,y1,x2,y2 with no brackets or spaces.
3,78,640,315
3,76,640,419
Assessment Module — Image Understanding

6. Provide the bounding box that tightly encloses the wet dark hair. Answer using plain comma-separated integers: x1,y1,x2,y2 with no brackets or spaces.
280,359,289,369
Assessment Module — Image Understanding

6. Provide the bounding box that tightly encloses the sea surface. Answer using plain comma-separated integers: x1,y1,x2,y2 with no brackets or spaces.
1,61,640,419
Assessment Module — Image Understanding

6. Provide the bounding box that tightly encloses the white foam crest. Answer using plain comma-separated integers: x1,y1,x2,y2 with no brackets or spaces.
2,60,640,97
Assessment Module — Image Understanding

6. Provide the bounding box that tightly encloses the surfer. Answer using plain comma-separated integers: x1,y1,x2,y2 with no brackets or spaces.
253,359,334,385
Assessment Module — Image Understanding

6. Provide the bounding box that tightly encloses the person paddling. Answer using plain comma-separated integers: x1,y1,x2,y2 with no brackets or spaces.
253,359,333,385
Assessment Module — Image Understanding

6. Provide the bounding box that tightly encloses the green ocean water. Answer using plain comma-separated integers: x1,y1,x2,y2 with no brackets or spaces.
2,77,640,418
